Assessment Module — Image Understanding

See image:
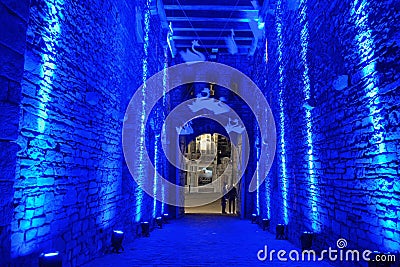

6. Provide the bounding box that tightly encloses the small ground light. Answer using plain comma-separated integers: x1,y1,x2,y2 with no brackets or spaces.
300,231,314,250
251,213,258,224
276,224,287,240
262,219,270,231
155,217,163,229
38,251,62,267
141,221,150,237
162,213,169,223
111,230,124,253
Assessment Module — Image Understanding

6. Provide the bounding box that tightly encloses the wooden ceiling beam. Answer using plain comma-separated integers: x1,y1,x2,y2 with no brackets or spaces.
164,5,258,12
173,36,253,41
172,27,252,32
175,44,251,48
168,17,253,23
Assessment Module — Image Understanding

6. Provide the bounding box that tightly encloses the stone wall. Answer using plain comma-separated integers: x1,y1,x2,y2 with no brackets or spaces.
1,0,399,265
0,0,31,263
253,0,400,257
3,0,167,266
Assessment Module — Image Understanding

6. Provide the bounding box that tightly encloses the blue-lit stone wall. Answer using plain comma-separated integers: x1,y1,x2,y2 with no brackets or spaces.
2,0,167,266
252,0,400,253
0,0,31,263
118,0,168,232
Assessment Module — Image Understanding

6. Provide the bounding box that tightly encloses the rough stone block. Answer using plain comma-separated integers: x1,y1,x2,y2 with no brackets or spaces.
7,80,22,104
1,0,31,21
86,92,100,106
333,75,349,91
19,220,30,231
10,232,24,245
33,207,44,217
24,210,34,220
25,228,37,242
0,5,27,54
37,178,55,186
45,212,54,224
25,197,35,209
37,225,50,237
0,76,8,101
32,217,46,228
0,43,25,81
380,79,400,94
0,102,20,141
372,153,397,164
384,239,400,251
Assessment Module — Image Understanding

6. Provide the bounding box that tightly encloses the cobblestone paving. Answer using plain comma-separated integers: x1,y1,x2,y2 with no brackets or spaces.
83,214,334,267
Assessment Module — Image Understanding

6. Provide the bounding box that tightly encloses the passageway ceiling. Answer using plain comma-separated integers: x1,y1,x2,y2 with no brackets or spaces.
159,0,272,56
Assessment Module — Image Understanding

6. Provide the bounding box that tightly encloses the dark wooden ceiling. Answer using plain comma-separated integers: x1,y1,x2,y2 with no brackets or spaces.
160,0,266,56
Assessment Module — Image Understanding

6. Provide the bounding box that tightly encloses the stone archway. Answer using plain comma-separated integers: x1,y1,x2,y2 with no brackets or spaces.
183,133,242,215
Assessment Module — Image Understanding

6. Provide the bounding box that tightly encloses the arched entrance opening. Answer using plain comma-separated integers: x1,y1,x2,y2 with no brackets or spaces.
184,133,241,215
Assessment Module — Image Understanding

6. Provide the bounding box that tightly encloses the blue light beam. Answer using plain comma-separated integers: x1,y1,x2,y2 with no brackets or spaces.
136,0,151,222
299,0,320,232
12,0,64,257
161,47,168,214
276,0,289,225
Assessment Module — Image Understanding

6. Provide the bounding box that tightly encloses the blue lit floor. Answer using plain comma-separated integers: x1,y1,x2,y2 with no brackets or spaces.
83,215,333,267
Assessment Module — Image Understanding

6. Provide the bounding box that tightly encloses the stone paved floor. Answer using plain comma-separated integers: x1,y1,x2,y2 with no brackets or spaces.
83,214,334,267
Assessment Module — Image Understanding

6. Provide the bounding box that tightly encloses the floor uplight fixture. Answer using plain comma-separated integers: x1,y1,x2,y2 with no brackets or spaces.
111,230,124,253
156,217,163,229
276,224,287,240
162,213,169,224
141,221,150,237
262,218,270,231
39,252,62,267
251,213,258,224
300,231,314,251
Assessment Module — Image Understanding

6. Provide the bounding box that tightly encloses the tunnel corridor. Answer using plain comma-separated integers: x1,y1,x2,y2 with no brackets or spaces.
0,0,399,266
